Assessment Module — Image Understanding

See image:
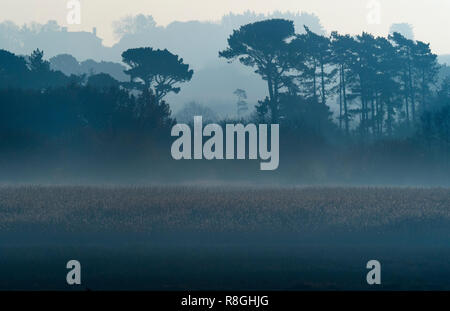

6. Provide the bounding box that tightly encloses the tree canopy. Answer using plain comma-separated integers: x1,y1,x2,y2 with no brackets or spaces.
121,47,193,102
220,19,295,122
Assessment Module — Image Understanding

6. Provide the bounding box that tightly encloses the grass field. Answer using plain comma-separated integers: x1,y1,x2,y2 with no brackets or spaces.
1,186,450,290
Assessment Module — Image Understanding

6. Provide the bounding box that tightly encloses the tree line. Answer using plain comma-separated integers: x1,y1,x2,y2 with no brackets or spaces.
220,19,446,141
0,18,449,182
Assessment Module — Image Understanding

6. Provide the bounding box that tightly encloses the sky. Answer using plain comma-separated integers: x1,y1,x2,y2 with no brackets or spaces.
1,0,450,54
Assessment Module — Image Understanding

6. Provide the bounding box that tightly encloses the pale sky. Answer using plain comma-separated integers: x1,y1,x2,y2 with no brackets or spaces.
1,0,450,54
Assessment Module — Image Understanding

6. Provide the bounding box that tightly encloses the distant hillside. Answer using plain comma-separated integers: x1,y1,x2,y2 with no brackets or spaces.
0,11,325,66
111,11,325,69
49,54,128,81
0,21,111,61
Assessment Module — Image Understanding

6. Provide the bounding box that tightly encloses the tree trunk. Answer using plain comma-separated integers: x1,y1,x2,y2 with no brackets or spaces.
320,60,326,106
408,58,416,121
339,68,343,130
341,65,349,135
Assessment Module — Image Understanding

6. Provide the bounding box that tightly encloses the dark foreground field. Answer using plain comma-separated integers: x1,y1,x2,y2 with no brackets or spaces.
1,186,450,290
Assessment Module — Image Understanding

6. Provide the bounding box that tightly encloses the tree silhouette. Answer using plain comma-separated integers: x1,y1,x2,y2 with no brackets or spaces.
49,54,81,76
233,89,248,117
219,19,295,122
121,47,193,103
330,32,357,134
87,73,120,90
389,32,416,126
293,26,336,105
389,23,414,40
28,49,50,73
0,49,28,88
30,49,70,90
413,41,439,113
113,15,157,39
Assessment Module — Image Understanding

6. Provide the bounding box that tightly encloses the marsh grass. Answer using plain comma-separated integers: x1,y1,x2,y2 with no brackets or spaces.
0,186,449,234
